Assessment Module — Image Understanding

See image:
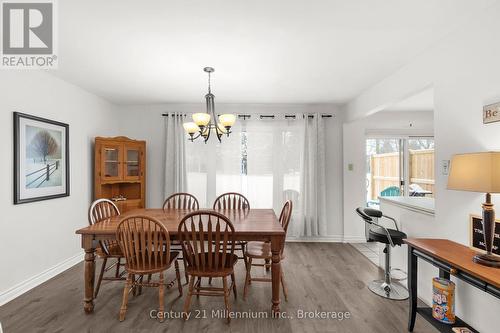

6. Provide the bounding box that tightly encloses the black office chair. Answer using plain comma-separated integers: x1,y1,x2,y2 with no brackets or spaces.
356,207,409,300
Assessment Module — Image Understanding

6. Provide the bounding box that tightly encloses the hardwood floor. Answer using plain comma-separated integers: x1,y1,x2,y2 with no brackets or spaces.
0,243,437,332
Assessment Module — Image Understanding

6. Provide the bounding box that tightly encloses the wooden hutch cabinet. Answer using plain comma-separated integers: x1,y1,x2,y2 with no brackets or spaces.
94,136,146,212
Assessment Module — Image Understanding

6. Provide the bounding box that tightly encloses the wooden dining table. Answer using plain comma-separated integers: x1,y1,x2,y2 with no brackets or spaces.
75,208,286,314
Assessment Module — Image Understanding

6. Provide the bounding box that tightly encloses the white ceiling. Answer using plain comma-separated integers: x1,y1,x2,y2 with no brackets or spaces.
384,88,434,112
51,0,497,105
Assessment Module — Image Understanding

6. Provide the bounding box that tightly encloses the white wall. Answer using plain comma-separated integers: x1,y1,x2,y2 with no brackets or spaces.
116,103,345,240
345,3,500,332
343,111,434,242
0,71,117,305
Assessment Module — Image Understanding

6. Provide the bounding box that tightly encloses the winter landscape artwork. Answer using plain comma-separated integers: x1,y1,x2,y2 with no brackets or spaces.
14,112,69,204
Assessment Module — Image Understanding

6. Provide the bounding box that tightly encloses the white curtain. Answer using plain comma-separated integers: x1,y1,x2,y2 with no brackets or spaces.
296,114,328,237
164,113,187,198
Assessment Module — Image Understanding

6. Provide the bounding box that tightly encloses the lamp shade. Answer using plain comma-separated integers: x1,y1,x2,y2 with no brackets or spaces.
192,113,211,127
183,122,199,134
447,152,500,193
219,114,236,127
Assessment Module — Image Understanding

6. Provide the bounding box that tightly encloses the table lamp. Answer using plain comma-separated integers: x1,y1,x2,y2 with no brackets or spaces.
447,152,500,268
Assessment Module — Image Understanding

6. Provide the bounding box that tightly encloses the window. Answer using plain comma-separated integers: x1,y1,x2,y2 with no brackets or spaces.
186,118,302,211
366,136,434,207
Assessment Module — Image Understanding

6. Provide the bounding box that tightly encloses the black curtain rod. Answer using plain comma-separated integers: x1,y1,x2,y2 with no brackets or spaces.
162,113,186,117
161,113,333,118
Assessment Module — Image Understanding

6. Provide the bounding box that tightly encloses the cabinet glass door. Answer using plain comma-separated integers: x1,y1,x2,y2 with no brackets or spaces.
102,145,122,180
124,146,141,180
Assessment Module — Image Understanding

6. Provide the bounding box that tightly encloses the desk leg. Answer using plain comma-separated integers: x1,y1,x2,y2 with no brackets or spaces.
83,235,96,314
270,235,283,314
408,246,417,332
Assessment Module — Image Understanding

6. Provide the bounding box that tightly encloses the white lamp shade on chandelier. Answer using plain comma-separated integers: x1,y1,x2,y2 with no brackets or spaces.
183,67,236,143
183,122,199,135
192,113,211,127
219,114,236,128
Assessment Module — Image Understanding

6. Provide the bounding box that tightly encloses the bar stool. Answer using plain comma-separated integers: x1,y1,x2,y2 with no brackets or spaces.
356,207,409,300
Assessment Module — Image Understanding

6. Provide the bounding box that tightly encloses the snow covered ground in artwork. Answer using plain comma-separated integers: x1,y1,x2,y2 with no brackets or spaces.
25,159,62,188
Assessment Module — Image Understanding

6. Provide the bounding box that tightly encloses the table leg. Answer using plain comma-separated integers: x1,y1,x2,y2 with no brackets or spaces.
270,235,283,314
408,246,418,332
83,236,96,314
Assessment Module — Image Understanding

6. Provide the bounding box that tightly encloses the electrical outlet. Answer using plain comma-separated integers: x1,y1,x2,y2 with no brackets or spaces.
348,163,354,171
442,160,450,175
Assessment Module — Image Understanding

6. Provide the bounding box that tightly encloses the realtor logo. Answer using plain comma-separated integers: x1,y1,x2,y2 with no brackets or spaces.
1,0,57,68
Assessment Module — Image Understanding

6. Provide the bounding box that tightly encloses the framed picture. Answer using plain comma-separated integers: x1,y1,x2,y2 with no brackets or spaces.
469,214,500,256
14,112,69,204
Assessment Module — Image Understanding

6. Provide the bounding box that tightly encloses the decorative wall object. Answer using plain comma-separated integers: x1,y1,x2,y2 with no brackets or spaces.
14,112,69,204
483,101,500,124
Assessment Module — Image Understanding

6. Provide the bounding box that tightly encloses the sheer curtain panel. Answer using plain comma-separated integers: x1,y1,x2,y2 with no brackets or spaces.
297,114,328,237
164,113,187,198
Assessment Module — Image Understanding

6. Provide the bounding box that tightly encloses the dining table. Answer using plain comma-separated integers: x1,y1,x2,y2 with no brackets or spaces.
75,208,286,315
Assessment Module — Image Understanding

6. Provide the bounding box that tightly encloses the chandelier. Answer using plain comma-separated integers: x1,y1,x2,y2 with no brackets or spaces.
183,67,236,143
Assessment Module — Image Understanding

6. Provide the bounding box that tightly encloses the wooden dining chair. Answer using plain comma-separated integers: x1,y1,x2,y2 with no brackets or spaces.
116,215,183,322
178,210,238,323
163,192,199,284
212,192,250,281
213,192,250,211
243,200,292,301
163,192,199,210
88,198,125,298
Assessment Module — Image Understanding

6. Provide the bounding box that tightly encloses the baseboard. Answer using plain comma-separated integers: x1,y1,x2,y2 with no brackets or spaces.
286,235,343,242
0,252,83,306
342,236,367,243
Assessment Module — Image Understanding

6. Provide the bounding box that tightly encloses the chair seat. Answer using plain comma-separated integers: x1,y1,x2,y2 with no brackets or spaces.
126,251,179,274
369,227,407,246
96,243,123,258
186,253,238,277
245,241,284,259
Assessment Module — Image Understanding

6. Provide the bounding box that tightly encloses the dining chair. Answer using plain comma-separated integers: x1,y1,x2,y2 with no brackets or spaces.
163,192,199,210
212,192,250,283
213,192,250,211
163,192,199,284
243,200,292,301
116,215,183,322
178,210,238,323
88,198,125,298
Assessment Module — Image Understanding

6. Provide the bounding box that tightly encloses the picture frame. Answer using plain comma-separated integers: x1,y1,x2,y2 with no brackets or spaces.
469,214,500,256
13,112,70,204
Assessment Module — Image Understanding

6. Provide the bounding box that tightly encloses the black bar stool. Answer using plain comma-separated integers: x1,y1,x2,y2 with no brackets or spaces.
356,207,409,300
